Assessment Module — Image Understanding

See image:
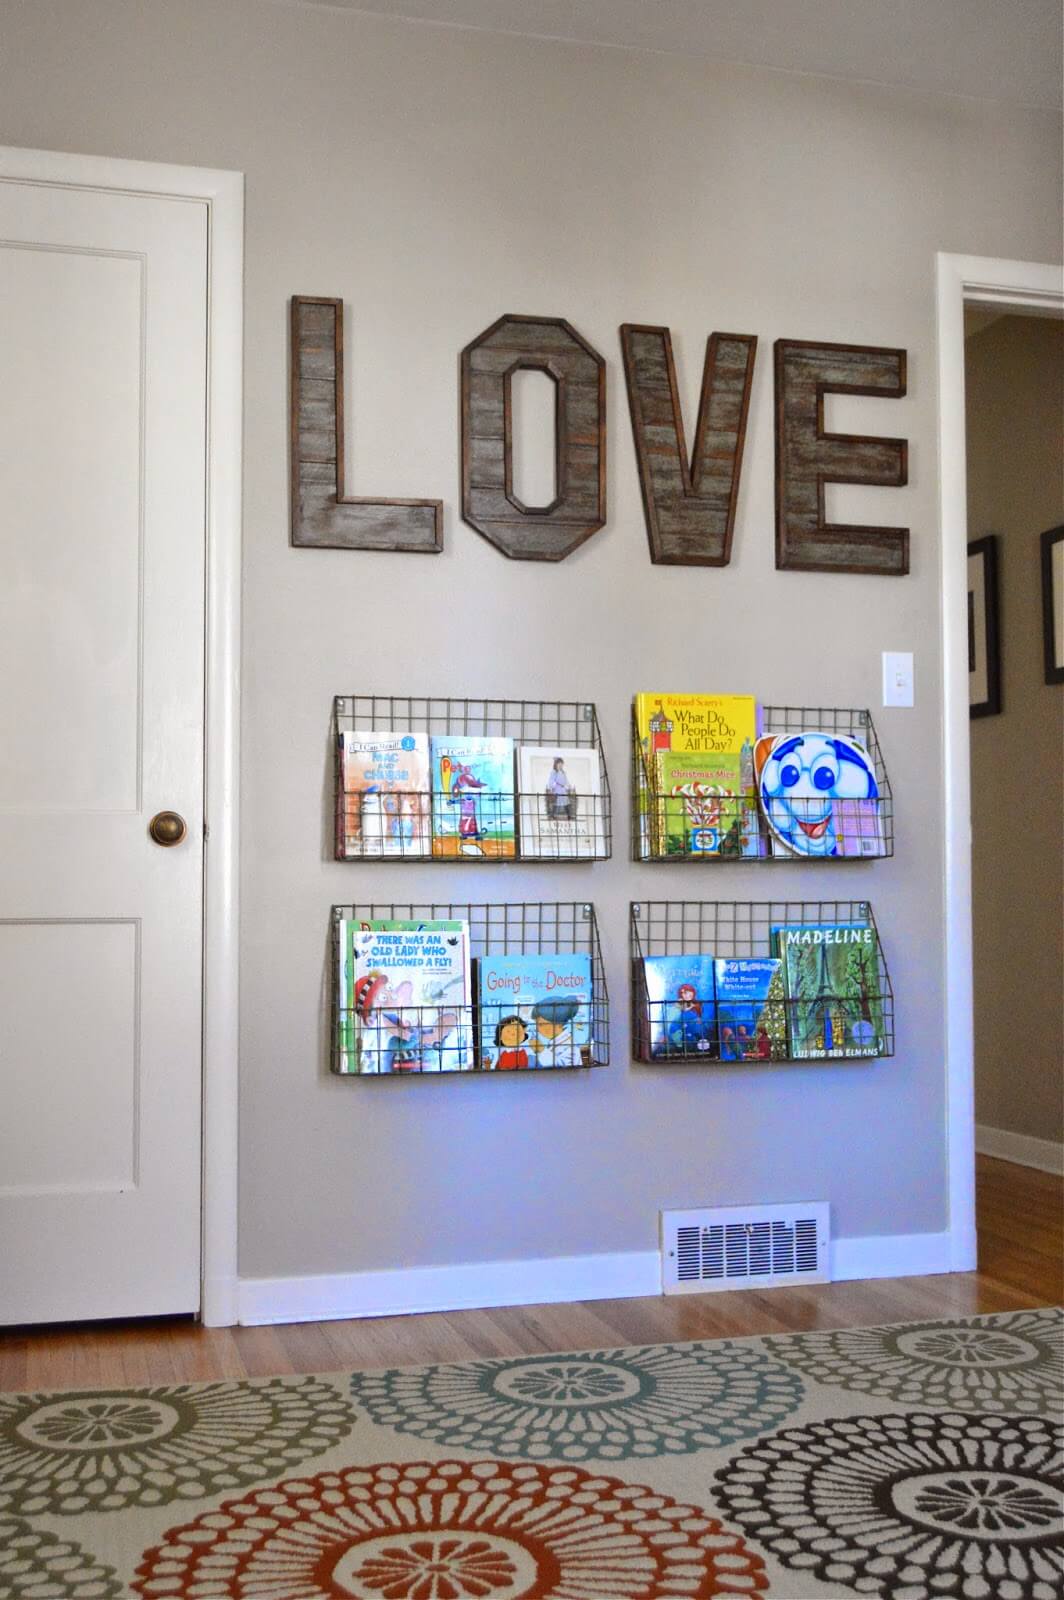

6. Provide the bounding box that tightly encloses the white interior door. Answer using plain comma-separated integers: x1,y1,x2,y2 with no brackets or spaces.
0,175,207,1322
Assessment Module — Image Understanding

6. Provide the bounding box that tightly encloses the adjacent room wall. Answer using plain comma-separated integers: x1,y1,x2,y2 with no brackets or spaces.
966,314,1064,1165
3,0,1061,1304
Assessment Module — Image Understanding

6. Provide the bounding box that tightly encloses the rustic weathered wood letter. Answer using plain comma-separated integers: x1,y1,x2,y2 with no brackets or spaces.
774,340,908,575
290,296,442,552
620,325,757,566
461,314,606,561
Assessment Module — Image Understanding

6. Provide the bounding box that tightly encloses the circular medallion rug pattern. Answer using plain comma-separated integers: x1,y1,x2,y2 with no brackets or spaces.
0,1513,123,1597
133,1458,769,1599
714,1408,1064,1600
350,1342,805,1461
772,1309,1064,1415
0,1377,355,1516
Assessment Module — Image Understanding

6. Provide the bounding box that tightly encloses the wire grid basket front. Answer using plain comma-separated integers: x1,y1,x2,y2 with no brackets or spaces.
631,704,893,862
334,695,611,862
333,900,609,1075
630,899,894,1065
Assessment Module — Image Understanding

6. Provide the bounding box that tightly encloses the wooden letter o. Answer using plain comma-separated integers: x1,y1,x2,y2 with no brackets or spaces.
461,314,606,561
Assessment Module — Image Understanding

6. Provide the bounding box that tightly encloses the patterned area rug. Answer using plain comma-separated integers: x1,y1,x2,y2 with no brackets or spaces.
1,1308,1061,1599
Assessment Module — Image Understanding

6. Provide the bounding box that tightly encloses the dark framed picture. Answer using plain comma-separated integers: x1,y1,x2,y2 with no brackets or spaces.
1040,525,1064,686
967,535,1001,718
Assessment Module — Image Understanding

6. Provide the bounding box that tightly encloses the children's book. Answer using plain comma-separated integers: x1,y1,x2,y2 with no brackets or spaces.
831,798,886,857
430,736,516,859
654,750,761,858
712,958,788,1061
633,694,759,858
640,954,717,1060
477,953,592,1069
341,919,472,1074
775,922,885,1059
338,731,430,858
753,731,880,859
516,746,604,858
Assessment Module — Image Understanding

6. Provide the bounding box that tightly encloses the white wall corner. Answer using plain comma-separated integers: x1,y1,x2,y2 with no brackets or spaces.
976,1123,1064,1175
202,1274,241,1328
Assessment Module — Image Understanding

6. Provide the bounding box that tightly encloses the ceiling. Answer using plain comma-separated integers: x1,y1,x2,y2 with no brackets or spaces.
302,0,1064,110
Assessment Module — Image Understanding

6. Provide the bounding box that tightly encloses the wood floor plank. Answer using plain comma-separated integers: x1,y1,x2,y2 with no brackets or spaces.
2,1155,1059,1388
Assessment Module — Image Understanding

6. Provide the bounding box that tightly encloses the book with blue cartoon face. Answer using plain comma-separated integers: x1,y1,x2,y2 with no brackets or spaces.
640,954,717,1060
431,736,516,859
340,920,472,1074
712,958,787,1062
477,953,592,1069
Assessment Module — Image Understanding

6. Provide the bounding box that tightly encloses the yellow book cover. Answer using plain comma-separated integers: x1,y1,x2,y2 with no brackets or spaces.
634,694,758,856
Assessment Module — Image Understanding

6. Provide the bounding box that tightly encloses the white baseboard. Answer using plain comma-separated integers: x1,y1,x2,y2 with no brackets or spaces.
831,1229,953,1282
976,1123,1064,1175
237,1231,956,1327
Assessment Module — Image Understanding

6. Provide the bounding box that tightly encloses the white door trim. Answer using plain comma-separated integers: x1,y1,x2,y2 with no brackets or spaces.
934,252,1062,1273
0,146,243,1327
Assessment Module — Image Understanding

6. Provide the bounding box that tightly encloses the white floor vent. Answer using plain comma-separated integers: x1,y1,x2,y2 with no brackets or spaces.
662,1202,830,1293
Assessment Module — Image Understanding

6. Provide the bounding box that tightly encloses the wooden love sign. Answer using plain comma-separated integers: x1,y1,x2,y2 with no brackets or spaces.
290,297,909,574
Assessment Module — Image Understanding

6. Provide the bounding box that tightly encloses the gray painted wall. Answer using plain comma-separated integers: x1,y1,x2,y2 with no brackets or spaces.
3,0,1061,1281
966,316,1064,1145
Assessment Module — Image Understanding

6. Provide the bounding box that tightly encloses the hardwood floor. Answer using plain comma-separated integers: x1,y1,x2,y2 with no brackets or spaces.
1,1154,1059,1391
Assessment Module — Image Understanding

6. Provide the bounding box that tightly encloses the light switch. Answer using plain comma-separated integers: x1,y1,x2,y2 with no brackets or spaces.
882,651,914,708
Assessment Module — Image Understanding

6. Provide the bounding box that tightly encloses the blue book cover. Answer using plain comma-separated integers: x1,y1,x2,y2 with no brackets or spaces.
431,735,516,858
477,953,592,1069
712,958,787,1061
641,954,717,1060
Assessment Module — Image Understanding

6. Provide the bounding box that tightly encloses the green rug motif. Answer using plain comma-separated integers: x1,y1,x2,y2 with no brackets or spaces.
0,1308,1060,1598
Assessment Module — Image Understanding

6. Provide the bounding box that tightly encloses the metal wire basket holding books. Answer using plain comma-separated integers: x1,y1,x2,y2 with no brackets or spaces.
631,703,894,862
332,900,610,1075
630,899,895,1065
334,695,612,862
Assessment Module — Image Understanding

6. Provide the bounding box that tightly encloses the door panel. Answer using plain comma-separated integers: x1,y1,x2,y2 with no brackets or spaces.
0,178,207,1323
0,245,143,814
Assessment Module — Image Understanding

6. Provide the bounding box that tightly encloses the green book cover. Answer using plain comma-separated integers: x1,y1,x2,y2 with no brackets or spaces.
777,923,885,1059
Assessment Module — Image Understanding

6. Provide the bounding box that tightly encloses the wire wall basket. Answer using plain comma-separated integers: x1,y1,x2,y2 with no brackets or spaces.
630,899,894,1066
334,695,611,862
631,704,893,862
333,900,609,1076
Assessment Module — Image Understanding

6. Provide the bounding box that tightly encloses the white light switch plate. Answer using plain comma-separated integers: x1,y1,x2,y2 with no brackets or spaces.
882,651,914,707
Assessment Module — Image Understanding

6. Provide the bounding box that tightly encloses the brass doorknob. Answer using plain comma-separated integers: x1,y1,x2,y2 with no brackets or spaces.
149,811,187,847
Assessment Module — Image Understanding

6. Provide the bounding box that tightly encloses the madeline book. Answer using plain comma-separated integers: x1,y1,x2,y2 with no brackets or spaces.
654,750,762,858
338,731,430,858
712,957,788,1062
775,922,885,1059
477,953,592,1069
634,694,759,858
340,919,472,1074
430,735,516,859
640,953,717,1060
516,745,604,858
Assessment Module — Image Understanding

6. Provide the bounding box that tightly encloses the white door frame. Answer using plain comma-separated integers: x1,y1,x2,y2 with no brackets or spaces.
1,146,243,1327
935,252,1062,1271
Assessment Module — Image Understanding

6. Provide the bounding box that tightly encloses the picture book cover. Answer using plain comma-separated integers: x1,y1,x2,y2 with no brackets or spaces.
339,731,430,858
753,731,880,858
640,954,717,1060
517,745,604,858
776,923,885,1059
831,797,886,857
342,919,472,1074
654,750,762,858
430,736,516,858
477,953,593,1069
634,694,759,858
712,958,787,1061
